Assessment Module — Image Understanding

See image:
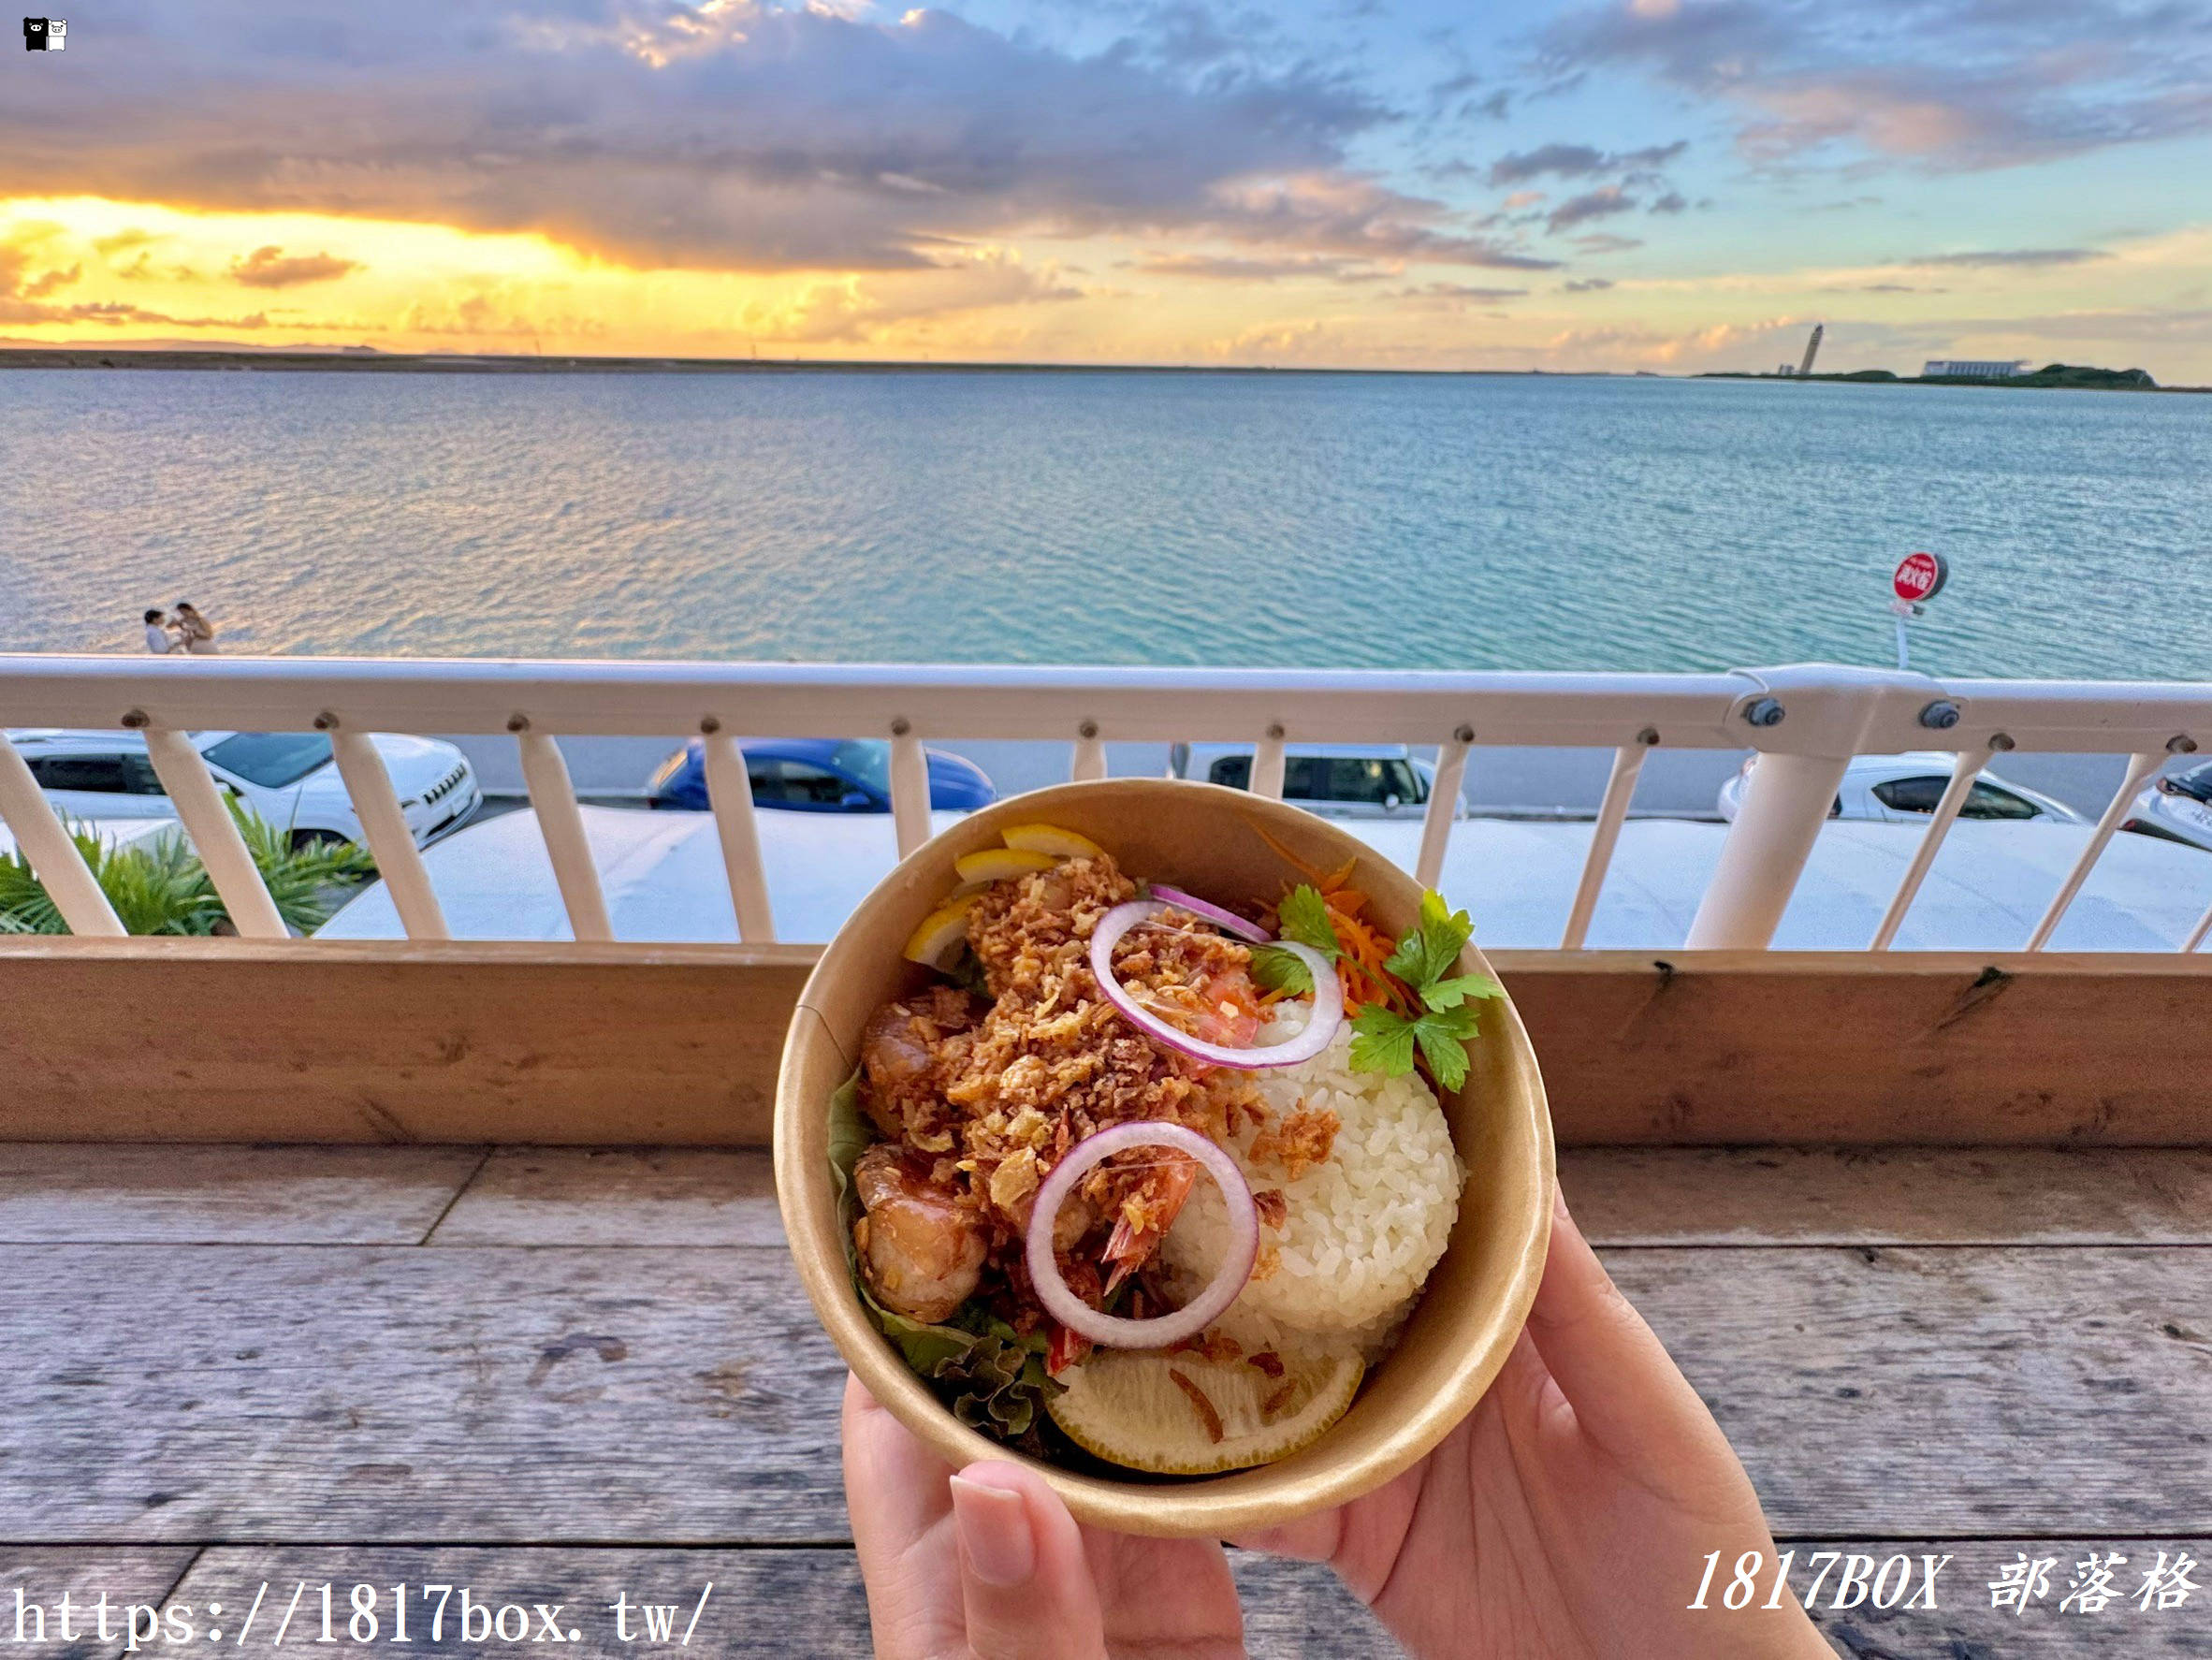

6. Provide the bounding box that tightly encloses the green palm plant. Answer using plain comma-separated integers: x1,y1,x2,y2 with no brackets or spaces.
0,806,376,937
228,804,376,930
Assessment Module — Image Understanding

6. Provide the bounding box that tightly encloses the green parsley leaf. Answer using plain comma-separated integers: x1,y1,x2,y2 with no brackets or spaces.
1385,889,1476,990
1275,884,1342,961
1249,941,1316,996
1348,1004,1419,1076
1346,890,1495,1089
1410,1004,1481,1092
1421,971,1505,1012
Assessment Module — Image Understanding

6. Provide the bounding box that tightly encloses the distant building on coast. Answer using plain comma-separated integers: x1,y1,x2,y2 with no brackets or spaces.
1922,359,2027,379
1797,325,1825,378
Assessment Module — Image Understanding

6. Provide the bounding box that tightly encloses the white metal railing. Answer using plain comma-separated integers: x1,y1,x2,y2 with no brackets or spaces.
0,654,2206,954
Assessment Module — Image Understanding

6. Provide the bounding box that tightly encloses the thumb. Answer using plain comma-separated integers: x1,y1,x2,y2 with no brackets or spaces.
949,1461,1108,1660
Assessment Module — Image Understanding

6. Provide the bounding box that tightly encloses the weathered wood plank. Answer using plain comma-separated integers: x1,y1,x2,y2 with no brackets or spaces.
149,1547,1392,1659
0,1549,198,1660
3,1242,2205,1541
7,942,2212,1145
0,1145,484,1245
7,1143,2205,1252
1502,951,2212,1145
1613,1246,2212,1539
417,1146,2212,1249
1791,1538,2212,1659
0,939,816,1144
0,1245,848,1543
429,1150,782,1247
1566,1147,2212,1245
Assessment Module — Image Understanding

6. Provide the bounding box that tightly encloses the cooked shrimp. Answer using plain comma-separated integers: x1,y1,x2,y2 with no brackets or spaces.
1100,1150,1200,1292
859,985,981,1141
851,1144,986,1324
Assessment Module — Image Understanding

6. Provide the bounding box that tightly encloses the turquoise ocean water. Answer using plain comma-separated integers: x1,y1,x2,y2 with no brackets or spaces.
1,368,2205,677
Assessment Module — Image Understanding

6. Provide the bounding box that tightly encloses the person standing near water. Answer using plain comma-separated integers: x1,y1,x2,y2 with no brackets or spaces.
142,609,178,654
173,601,219,654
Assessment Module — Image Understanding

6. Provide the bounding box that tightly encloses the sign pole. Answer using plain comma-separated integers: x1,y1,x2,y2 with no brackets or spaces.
1889,551,1948,673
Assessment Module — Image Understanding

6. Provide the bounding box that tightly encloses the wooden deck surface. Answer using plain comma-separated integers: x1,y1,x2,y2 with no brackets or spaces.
3,1144,2208,1657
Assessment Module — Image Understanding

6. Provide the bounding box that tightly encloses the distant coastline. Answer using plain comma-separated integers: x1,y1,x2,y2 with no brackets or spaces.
0,345,2201,389
0,346,1579,378
1702,363,2205,394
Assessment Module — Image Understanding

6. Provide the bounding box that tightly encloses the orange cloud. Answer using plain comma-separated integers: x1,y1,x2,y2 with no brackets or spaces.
231,246,360,288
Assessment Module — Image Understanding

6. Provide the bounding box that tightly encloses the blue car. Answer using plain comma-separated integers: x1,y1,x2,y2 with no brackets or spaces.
646,737,997,813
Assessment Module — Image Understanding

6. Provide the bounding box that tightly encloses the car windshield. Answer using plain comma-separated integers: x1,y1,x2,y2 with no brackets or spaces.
2168,762,2212,804
827,740,891,796
201,732,334,789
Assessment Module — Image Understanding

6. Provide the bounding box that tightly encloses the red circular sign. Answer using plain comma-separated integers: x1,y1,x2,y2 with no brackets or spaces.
1893,550,1947,602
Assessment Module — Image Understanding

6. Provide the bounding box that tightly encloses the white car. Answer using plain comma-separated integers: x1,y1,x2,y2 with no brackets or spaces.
2123,760,2212,852
1182,743,1468,820
1718,751,2085,825
7,728,480,848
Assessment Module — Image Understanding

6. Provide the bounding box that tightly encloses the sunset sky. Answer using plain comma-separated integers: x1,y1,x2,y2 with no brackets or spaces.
5,0,2211,376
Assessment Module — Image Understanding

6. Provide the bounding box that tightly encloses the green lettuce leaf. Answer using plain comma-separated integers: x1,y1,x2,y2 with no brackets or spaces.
827,1067,1060,1447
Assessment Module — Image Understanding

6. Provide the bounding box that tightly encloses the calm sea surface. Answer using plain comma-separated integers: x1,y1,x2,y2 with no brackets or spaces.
1,369,2205,677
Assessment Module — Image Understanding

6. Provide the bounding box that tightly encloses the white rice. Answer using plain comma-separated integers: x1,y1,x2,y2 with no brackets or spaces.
1164,1019,1464,1346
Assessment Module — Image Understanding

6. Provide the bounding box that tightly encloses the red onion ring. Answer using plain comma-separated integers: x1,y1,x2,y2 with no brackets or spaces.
1089,900,1342,1070
1026,1122,1258,1350
1148,884,1269,943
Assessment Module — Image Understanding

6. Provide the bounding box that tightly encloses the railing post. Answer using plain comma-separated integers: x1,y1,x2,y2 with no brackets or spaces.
890,722,931,858
2188,896,2212,954
143,727,288,939
330,727,449,940
1250,725,1287,800
1561,734,1652,950
2026,750,2168,952
1415,727,1471,890
1070,722,1107,783
516,728,615,943
0,738,125,936
700,731,777,943
1870,750,1985,950
1685,751,1850,950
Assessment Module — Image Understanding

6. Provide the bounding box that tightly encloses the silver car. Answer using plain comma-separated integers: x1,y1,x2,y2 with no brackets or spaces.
1718,750,2085,825
2124,761,2212,852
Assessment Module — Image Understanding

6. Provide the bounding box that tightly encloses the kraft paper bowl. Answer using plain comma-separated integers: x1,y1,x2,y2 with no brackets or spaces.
774,778,1555,1539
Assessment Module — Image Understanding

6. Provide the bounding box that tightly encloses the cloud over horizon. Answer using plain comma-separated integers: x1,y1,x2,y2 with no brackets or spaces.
0,0,1562,277
1,0,2205,374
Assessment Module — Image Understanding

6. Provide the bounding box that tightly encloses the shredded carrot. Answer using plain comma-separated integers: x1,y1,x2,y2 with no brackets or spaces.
1243,816,1420,1017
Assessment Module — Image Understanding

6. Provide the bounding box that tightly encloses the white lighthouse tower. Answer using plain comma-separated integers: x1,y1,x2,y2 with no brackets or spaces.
1797,323,1825,378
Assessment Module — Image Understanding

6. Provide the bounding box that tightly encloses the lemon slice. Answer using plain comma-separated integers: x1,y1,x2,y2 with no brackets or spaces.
1048,1344,1362,1475
1001,823,1106,860
954,847,1059,883
901,893,980,967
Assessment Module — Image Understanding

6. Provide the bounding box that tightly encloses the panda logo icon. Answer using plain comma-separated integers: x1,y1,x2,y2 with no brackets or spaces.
22,16,62,49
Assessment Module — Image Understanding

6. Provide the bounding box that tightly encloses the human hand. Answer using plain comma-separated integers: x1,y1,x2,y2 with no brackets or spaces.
843,1373,1245,1659
1234,1188,1835,1658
